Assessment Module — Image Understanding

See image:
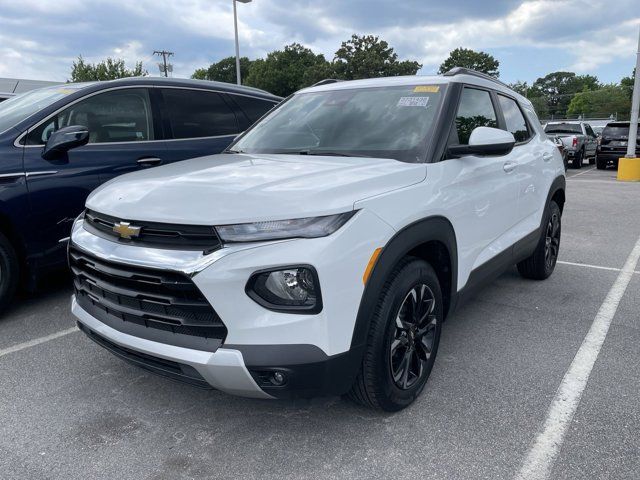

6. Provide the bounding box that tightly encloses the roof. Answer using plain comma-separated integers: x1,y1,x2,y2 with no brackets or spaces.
89,76,282,100
298,70,531,106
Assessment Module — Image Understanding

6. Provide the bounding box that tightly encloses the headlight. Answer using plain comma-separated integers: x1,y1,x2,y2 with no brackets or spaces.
216,211,356,243
246,266,322,314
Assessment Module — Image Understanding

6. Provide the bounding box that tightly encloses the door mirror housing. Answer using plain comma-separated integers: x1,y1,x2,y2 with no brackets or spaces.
448,127,516,158
42,125,89,160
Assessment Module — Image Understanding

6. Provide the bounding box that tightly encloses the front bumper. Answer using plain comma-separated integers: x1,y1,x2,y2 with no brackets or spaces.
69,209,394,399
73,296,272,399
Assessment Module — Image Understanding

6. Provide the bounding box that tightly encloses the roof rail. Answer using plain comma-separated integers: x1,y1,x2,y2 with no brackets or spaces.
311,79,343,87
442,67,510,89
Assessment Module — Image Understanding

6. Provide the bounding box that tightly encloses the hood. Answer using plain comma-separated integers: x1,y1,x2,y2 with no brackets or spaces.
86,153,426,225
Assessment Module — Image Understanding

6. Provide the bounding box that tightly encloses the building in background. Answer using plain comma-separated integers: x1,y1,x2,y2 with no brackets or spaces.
0,78,61,102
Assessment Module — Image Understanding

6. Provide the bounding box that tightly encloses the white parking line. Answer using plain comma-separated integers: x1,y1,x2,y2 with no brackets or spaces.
0,327,78,359
567,166,595,178
516,235,640,480
557,260,640,274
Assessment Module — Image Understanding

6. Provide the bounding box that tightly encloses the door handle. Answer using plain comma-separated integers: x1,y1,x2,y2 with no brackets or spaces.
503,161,517,173
137,157,162,167
542,152,553,162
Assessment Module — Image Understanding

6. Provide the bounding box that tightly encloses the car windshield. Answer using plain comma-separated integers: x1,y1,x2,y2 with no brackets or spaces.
544,123,583,134
230,84,447,163
0,84,87,134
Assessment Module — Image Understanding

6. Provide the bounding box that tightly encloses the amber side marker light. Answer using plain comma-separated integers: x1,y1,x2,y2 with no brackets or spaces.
363,248,382,285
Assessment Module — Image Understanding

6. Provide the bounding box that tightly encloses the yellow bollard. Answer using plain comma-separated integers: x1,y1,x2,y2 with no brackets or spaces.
617,157,640,181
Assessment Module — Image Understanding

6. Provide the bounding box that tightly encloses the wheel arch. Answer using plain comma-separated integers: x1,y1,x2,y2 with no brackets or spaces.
546,175,566,218
350,216,458,350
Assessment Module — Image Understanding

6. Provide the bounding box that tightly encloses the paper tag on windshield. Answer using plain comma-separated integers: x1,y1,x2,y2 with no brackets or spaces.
413,85,439,93
397,96,429,107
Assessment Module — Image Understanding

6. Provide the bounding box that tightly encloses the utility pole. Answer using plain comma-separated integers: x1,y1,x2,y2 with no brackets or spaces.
153,50,174,77
617,26,640,181
233,0,252,85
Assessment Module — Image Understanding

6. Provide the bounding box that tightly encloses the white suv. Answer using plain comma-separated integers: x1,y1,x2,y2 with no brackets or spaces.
69,68,566,411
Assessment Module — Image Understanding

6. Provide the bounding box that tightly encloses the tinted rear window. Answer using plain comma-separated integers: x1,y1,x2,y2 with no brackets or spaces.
602,124,639,137
544,123,582,134
232,95,278,124
160,89,238,139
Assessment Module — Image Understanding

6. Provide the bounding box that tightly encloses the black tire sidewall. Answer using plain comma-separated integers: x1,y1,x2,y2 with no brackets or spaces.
0,233,18,313
375,260,443,411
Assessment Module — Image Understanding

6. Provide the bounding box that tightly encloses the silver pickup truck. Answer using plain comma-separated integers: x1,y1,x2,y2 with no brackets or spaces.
544,121,598,169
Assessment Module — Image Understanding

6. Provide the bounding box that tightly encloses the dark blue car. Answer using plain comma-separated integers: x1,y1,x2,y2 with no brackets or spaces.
0,77,281,310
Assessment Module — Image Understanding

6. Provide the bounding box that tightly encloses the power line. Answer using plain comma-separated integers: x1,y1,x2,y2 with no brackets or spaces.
153,50,174,77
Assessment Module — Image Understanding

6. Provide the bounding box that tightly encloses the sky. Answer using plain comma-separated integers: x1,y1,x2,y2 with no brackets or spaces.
0,0,638,86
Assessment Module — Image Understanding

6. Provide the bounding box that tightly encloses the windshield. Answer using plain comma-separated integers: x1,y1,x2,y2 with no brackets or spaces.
0,85,87,134
544,123,583,134
230,84,446,163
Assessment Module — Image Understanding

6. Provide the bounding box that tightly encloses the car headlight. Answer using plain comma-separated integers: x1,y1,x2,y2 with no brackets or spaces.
216,211,356,243
246,266,322,313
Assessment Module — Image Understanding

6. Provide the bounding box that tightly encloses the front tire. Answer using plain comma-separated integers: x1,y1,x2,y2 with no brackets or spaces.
517,201,561,280
348,258,443,411
0,232,19,314
596,156,607,170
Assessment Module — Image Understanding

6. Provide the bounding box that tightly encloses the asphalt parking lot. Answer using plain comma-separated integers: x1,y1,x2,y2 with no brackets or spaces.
1,165,639,480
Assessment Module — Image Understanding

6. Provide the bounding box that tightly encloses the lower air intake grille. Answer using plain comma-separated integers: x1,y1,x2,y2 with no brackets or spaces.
70,245,227,351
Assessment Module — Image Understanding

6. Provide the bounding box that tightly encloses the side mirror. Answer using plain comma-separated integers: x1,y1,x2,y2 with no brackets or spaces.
42,125,89,160
448,126,516,157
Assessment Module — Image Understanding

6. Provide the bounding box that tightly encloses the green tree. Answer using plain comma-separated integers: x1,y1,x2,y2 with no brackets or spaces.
192,56,253,84
69,56,146,82
332,34,421,80
245,43,331,97
621,68,636,99
532,71,600,117
567,85,631,119
438,48,500,77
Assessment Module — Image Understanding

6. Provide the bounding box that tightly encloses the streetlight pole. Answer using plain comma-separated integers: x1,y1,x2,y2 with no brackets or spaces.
233,0,252,85
618,26,640,181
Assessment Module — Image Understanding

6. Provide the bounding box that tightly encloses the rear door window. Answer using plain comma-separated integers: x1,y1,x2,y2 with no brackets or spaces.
453,88,498,144
497,94,531,142
160,88,238,139
231,95,278,124
26,88,154,145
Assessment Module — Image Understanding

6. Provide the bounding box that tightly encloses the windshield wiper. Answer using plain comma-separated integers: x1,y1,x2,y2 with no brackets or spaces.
224,149,246,154
298,150,369,158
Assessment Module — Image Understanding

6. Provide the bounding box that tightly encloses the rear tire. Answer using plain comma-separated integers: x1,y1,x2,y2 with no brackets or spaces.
588,155,595,165
572,149,583,169
348,257,443,411
596,156,607,170
0,232,19,314
517,201,561,280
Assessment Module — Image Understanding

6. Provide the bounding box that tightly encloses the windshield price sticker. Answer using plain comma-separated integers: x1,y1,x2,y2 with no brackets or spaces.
397,96,430,107
413,85,439,93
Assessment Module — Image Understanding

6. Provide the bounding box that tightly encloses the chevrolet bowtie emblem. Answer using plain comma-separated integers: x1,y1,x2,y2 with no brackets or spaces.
112,221,141,239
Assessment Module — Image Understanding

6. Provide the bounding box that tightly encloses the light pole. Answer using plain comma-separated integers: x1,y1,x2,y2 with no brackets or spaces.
233,0,251,85
618,25,640,181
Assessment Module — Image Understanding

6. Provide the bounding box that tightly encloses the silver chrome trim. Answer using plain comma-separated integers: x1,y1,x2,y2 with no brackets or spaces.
70,218,284,275
15,84,278,148
72,298,272,399
0,172,25,179
58,236,70,243
25,170,58,177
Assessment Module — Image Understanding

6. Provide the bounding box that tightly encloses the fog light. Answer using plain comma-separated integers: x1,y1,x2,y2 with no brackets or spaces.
271,372,286,386
246,266,322,314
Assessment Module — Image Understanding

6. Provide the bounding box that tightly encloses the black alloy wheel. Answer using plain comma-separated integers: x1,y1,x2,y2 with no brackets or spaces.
390,284,437,390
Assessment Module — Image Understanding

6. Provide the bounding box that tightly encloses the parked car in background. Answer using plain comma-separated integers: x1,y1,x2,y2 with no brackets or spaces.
0,77,281,311
544,121,597,168
596,121,640,170
69,68,565,411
